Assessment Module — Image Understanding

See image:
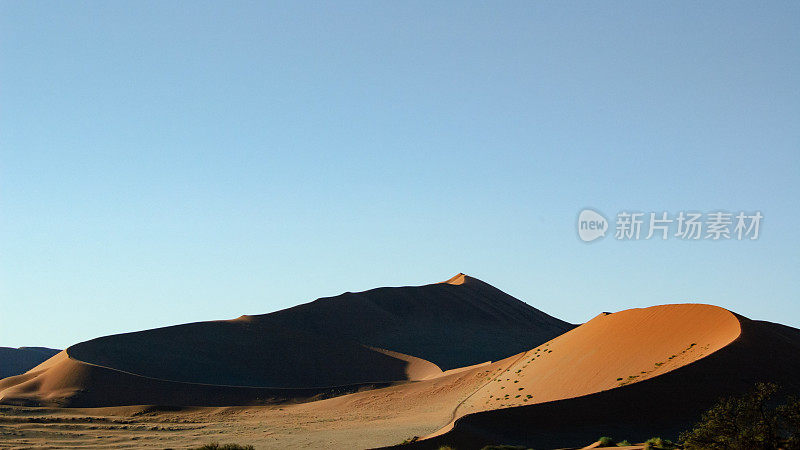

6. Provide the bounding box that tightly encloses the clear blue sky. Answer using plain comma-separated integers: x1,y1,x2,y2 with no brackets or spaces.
1,1,798,349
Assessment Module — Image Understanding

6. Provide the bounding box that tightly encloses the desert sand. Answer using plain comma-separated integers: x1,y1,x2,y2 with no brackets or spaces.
1,275,799,449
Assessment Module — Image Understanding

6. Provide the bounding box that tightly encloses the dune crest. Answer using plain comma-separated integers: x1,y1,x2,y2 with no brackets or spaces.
364,347,443,380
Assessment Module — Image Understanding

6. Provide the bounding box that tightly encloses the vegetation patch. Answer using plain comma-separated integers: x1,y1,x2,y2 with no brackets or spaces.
680,382,800,449
192,444,255,450
597,436,615,446
644,437,677,449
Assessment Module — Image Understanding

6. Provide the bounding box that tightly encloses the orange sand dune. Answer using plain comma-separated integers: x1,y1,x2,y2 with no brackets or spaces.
0,349,400,408
400,304,739,441
395,309,800,450
368,347,443,380
454,303,741,417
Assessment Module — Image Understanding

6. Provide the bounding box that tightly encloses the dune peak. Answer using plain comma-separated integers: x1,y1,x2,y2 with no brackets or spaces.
443,273,469,285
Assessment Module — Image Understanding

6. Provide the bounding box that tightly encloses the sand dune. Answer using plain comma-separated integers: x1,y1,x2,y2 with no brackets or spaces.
1,301,798,448
66,319,423,389
241,273,575,370
0,346,60,378
0,274,572,407
0,349,403,408
397,308,800,449
3,274,798,449
451,304,741,417
382,304,741,442
367,347,443,380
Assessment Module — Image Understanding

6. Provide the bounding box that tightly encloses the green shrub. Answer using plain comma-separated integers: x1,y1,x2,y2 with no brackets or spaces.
616,440,632,446
680,382,800,450
597,436,615,446
644,437,677,449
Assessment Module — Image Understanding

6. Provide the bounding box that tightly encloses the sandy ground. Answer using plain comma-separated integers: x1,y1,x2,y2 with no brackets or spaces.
0,362,499,449
0,403,437,449
0,403,651,449
0,345,532,448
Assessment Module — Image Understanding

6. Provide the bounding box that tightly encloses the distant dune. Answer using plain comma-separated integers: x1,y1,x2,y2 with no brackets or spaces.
0,347,60,378
0,350,401,408
0,274,573,407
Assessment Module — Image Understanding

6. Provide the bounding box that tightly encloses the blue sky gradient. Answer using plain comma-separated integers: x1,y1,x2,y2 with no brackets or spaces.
2,1,798,348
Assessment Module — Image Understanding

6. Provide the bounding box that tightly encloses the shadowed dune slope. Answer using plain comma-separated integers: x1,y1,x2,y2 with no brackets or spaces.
68,319,425,388
0,347,60,378
394,311,800,450
241,273,575,371
0,351,394,408
0,274,572,406
61,274,571,386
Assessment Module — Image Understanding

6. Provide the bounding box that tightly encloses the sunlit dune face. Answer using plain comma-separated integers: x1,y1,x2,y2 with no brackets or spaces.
453,304,741,418
443,273,467,285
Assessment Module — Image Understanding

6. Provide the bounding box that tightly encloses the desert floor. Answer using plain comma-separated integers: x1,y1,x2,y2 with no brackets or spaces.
0,362,493,449
0,402,440,449
0,404,651,449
